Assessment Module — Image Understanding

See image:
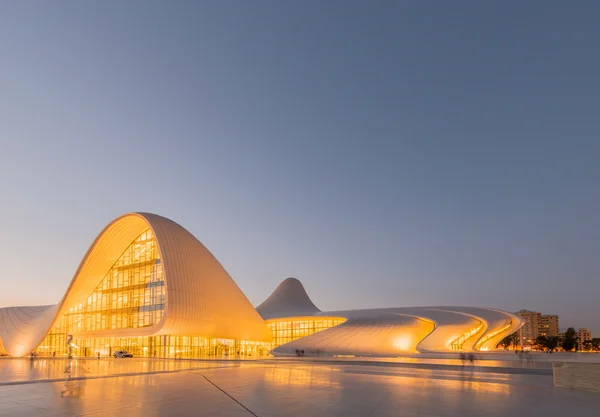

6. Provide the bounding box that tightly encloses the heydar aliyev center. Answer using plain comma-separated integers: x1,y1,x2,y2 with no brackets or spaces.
0,213,523,358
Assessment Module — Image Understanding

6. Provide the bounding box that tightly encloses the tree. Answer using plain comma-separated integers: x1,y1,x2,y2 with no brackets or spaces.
546,336,559,352
499,332,520,350
582,340,594,351
534,336,548,351
561,327,579,352
583,338,600,352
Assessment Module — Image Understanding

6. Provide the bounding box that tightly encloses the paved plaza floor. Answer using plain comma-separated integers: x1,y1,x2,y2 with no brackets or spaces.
0,358,598,417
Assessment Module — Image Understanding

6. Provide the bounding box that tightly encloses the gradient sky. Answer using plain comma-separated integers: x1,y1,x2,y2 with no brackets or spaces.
1,2,599,334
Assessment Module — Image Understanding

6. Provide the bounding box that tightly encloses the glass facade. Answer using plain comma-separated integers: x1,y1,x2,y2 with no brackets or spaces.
36,335,270,358
35,230,271,358
267,318,346,347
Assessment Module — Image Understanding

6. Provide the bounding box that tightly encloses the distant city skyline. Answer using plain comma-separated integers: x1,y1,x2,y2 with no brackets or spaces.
1,2,599,335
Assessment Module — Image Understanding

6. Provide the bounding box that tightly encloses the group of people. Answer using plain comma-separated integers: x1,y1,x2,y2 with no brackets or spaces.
515,349,536,363
459,352,476,366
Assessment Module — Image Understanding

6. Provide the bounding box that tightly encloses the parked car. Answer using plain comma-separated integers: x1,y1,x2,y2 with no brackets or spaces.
113,350,133,358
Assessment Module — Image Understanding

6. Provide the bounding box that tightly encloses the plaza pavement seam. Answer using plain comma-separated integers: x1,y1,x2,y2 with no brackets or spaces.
199,374,259,417
0,364,239,387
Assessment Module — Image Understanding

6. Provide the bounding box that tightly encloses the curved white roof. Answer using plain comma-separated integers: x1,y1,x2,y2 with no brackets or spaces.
256,277,321,319
261,279,524,354
1,216,524,357
0,305,57,357
272,313,435,356
0,213,272,357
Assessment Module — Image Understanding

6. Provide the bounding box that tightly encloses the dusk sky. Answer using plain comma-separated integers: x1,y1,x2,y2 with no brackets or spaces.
1,2,599,334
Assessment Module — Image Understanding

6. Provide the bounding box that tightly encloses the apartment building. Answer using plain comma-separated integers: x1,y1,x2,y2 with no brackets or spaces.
539,315,559,337
517,310,540,346
577,328,592,350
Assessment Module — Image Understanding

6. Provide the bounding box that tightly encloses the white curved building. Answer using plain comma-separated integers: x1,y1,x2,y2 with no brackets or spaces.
258,278,523,356
0,213,522,358
0,213,272,358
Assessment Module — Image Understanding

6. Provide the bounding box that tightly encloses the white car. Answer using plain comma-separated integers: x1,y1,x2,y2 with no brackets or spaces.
113,350,133,358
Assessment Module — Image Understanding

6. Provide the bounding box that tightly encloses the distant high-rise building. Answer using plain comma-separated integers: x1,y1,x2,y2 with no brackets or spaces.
539,315,559,338
577,328,592,350
517,310,541,346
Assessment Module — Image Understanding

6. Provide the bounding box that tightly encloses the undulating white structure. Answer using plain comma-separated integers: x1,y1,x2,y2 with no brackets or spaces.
0,213,522,358
257,278,522,356
0,213,272,358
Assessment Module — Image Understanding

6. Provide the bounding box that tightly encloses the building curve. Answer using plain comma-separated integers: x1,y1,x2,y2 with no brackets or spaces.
259,280,524,356
256,277,321,319
0,213,271,357
1,213,523,358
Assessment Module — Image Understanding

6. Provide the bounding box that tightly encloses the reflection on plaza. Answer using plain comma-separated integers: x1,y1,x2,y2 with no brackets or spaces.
0,358,240,385
2,356,559,417
421,371,512,395
353,365,513,395
264,364,341,388
1,357,581,417
261,362,513,395
51,370,161,403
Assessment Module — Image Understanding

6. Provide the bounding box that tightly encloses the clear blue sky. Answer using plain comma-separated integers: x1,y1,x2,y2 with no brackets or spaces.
1,2,599,334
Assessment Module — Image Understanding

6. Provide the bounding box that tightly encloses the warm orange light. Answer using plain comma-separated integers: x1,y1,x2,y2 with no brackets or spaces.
393,335,412,351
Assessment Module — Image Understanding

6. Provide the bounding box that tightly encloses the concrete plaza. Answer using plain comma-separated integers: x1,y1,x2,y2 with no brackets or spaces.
0,357,598,417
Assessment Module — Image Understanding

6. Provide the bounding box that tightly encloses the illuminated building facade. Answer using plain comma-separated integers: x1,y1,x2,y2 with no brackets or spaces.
0,213,523,358
539,315,559,338
266,318,347,346
516,310,560,346
0,213,272,358
257,278,523,356
517,309,541,346
577,328,592,351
